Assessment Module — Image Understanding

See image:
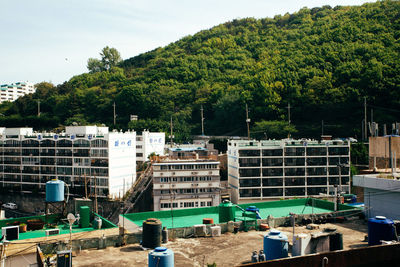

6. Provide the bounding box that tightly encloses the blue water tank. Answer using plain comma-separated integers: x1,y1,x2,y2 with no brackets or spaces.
368,216,395,246
263,230,288,260
148,247,174,267
246,206,261,219
46,179,65,202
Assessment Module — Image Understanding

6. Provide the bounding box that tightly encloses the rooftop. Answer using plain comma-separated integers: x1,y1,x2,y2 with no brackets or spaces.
73,218,369,267
0,212,117,241
228,138,349,148
122,198,356,229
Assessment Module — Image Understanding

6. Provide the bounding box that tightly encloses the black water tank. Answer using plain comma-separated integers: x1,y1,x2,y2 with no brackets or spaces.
329,232,343,251
142,218,162,248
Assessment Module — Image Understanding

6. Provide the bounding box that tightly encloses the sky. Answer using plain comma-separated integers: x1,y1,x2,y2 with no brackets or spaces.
0,0,374,86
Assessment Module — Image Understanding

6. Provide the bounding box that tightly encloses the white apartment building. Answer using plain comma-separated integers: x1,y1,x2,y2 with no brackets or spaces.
0,82,35,103
228,139,350,203
0,126,136,199
136,131,165,162
152,146,221,211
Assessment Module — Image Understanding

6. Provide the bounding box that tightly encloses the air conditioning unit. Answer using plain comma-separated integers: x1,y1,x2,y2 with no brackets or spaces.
209,171,213,174
160,173,163,176
172,184,176,187
194,224,206,237
160,185,164,188
1,226,19,241
210,226,221,237
192,172,198,175
45,229,60,236
172,172,175,175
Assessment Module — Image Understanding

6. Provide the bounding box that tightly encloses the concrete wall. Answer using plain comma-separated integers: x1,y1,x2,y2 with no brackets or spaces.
4,252,37,267
369,136,400,169
354,174,400,219
364,187,400,219
240,243,400,267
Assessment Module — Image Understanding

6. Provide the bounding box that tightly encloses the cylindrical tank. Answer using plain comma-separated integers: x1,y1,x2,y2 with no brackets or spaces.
93,216,102,229
368,216,395,246
251,251,259,263
46,179,64,202
258,250,266,262
148,247,174,267
263,229,288,260
218,201,236,223
79,206,91,228
329,232,343,251
142,218,162,248
162,227,168,243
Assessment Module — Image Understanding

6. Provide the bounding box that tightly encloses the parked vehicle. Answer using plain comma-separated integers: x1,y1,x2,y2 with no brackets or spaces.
2,203,17,210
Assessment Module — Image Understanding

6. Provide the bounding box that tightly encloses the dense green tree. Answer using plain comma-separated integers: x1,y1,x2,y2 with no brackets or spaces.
87,46,122,73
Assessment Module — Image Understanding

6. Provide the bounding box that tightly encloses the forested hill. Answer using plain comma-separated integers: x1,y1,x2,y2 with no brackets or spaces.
1,1,399,141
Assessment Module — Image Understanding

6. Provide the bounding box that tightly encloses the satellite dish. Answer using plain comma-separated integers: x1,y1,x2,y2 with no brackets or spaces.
67,213,76,225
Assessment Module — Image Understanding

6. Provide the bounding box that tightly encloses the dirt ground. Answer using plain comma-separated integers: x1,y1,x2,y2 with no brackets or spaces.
73,218,368,267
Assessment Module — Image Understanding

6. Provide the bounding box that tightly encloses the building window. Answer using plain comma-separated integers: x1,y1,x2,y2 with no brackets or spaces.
239,178,261,187
239,168,261,177
307,147,327,156
239,150,260,157
239,158,260,167
285,147,305,156
262,178,283,187
262,188,283,197
262,149,283,156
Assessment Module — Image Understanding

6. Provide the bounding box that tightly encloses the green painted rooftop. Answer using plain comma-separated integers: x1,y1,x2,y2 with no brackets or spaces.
123,198,356,229
0,212,117,241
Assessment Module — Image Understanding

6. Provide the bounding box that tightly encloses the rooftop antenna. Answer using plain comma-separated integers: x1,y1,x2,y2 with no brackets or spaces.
364,97,367,141
37,100,40,117
169,116,174,145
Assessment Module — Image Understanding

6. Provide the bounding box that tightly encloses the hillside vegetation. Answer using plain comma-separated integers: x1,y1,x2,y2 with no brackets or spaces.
1,1,399,141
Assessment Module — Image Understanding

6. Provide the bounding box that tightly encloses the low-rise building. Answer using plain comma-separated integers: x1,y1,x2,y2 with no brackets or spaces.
0,82,35,103
353,174,400,219
0,126,136,199
227,139,351,203
152,145,220,211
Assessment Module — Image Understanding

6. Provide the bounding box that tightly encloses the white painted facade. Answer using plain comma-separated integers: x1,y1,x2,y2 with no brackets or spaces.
152,160,221,211
228,139,351,203
0,82,35,103
0,126,136,199
136,131,165,162
353,174,400,219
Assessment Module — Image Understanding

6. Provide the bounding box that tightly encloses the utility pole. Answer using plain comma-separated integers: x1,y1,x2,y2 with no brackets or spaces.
37,100,40,117
364,97,367,141
371,108,373,124
169,116,174,145
84,174,87,199
321,120,324,136
113,102,116,126
287,103,291,126
246,104,250,140
94,176,98,214
201,105,205,136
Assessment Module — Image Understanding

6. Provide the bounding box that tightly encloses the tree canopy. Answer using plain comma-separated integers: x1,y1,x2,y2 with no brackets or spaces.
87,46,122,73
1,1,399,142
